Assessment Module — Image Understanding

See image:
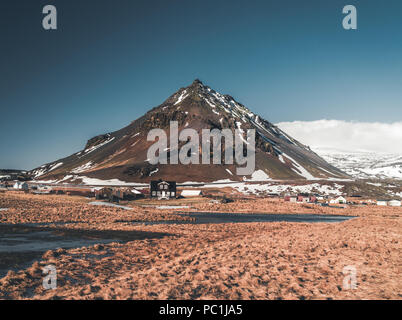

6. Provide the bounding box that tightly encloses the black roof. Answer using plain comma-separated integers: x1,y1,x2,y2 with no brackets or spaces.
150,179,176,190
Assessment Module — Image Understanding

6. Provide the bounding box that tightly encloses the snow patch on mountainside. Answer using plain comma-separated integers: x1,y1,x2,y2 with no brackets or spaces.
71,161,96,174
174,90,189,105
282,154,317,180
243,170,270,181
29,79,346,183
32,162,63,178
83,137,115,156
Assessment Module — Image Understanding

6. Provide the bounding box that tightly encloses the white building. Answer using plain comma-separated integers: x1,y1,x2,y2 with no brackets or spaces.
376,200,388,206
13,182,28,190
330,196,347,204
181,190,203,197
388,200,401,207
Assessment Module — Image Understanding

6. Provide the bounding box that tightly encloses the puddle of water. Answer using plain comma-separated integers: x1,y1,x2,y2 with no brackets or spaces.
0,231,117,253
88,201,133,210
128,212,357,225
0,224,171,279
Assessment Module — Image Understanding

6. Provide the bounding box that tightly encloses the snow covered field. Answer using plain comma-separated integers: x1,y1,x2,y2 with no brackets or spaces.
314,148,402,180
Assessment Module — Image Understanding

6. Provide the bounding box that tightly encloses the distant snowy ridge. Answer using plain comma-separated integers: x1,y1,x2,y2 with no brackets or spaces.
313,148,402,180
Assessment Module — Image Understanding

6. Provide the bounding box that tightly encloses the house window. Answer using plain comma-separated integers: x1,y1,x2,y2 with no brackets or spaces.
152,191,156,196
157,191,161,196
171,192,175,197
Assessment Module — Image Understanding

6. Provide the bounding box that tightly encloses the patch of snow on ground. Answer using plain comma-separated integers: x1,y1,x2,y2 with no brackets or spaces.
89,202,133,210
366,182,382,187
235,183,343,196
78,176,145,186
71,162,95,174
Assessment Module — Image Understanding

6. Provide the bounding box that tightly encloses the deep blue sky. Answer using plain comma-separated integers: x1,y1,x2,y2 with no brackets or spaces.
1,0,401,169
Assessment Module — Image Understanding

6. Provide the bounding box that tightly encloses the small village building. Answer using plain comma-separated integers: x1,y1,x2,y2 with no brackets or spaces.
150,180,176,200
297,193,310,203
387,200,401,207
376,200,388,206
118,188,144,200
296,193,316,203
112,188,126,202
267,193,280,197
284,195,297,203
36,185,53,194
94,187,143,202
95,187,113,200
181,190,203,197
13,181,28,191
330,196,347,204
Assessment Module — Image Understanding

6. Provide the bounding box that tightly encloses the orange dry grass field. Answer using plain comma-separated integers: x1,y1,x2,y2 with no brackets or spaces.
0,191,401,300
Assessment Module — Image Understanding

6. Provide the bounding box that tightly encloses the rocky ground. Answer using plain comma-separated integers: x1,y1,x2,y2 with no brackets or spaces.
0,191,401,300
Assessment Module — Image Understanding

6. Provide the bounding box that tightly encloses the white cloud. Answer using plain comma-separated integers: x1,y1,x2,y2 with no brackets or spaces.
276,120,402,154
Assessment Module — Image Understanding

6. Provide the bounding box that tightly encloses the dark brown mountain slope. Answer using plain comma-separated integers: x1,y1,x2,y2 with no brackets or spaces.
30,80,348,184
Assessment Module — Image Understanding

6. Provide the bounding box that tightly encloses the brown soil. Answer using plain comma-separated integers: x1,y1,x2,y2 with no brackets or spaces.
0,191,401,300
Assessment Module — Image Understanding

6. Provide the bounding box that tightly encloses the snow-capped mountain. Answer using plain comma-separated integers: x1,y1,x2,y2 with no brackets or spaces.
29,80,348,184
313,147,402,180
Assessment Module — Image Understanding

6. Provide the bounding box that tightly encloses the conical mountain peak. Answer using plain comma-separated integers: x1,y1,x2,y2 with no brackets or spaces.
191,78,203,86
28,80,348,183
